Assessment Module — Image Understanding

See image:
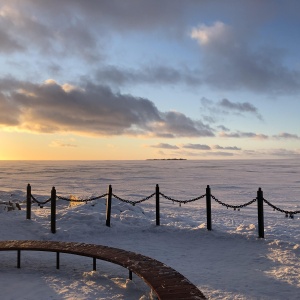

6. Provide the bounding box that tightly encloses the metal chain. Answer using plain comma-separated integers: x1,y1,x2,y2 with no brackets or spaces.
211,194,257,210
56,193,108,202
112,192,155,206
31,195,51,205
159,192,206,204
263,198,300,218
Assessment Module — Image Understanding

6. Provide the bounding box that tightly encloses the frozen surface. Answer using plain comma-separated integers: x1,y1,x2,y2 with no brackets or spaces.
0,160,300,299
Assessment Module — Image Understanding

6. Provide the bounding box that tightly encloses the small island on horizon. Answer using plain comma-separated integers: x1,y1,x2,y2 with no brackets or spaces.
146,158,187,161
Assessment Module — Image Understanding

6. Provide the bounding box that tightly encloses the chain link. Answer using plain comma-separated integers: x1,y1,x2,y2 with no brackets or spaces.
30,193,108,207
31,195,51,205
112,192,155,206
263,198,300,218
211,194,257,210
159,192,206,204
57,193,108,202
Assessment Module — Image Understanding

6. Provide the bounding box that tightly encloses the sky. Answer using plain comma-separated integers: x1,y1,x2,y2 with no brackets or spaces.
1,0,300,160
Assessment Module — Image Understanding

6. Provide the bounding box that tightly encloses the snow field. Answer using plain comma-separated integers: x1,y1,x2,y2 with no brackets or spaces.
0,160,299,299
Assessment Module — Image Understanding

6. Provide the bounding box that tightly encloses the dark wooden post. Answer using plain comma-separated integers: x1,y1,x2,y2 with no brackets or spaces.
93,257,97,271
129,270,133,280
206,185,212,231
156,184,160,226
26,184,31,220
56,252,60,269
106,185,112,227
51,186,56,234
17,250,21,268
257,187,264,238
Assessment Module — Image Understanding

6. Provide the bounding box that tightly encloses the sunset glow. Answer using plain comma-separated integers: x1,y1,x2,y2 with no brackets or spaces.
1,1,300,160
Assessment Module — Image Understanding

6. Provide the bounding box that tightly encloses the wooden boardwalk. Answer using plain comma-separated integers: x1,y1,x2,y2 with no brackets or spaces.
0,240,206,300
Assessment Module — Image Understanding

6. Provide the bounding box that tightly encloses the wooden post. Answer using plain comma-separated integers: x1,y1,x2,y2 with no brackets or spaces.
206,185,212,231
56,252,60,269
156,184,160,226
106,185,112,227
93,257,96,271
129,270,133,280
257,187,264,238
17,250,21,268
26,184,31,220
51,187,56,234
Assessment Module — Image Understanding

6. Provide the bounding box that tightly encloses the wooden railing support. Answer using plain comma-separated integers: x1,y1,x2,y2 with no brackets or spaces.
51,187,56,234
206,185,212,231
257,187,264,238
106,185,112,227
26,184,31,220
17,250,21,268
156,184,160,226
56,252,60,269
93,257,97,271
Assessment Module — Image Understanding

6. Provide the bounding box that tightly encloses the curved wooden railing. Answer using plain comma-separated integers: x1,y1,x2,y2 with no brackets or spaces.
0,240,206,300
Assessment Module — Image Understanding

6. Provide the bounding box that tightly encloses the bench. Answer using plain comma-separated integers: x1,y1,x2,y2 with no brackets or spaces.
0,240,206,300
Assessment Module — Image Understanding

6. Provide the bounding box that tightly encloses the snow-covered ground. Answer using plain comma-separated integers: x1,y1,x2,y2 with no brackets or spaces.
0,160,299,299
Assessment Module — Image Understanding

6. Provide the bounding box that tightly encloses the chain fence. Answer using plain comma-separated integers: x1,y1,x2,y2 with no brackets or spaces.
28,186,300,222
263,198,300,219
112,192,156,206
210,193,300,219
159,192,206,206
29,191,300,218
211,194,257,211
30,194,108,207
30,191,207,207
57,193,108,203
30,195,51,207
26,184,300,237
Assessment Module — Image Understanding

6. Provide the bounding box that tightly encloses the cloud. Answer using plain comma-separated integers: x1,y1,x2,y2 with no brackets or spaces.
219,131,268,139
213,145,241,150
190,21,231,46
49,140,78,148
182,143,211,150
0,5,54,53
0,77,214,138
273,132,300,140
209,151,235,157
190,21,300,94
149,143,179,150
0,0,192,62
242,148,300,158
95,65,201,87
0,28,25,53
229,132,300,141
217,125,230,132
152,111,214,138
200,97,263,122
176,149,235,158
4,0,190,33
219,98,263,120
243,148,297,158
3,1,300,95
0,94,20,126
261,148,300,157
0,2,104,62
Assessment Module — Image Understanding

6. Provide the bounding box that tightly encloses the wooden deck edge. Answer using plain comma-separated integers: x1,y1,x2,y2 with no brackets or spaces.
0,240,207,300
